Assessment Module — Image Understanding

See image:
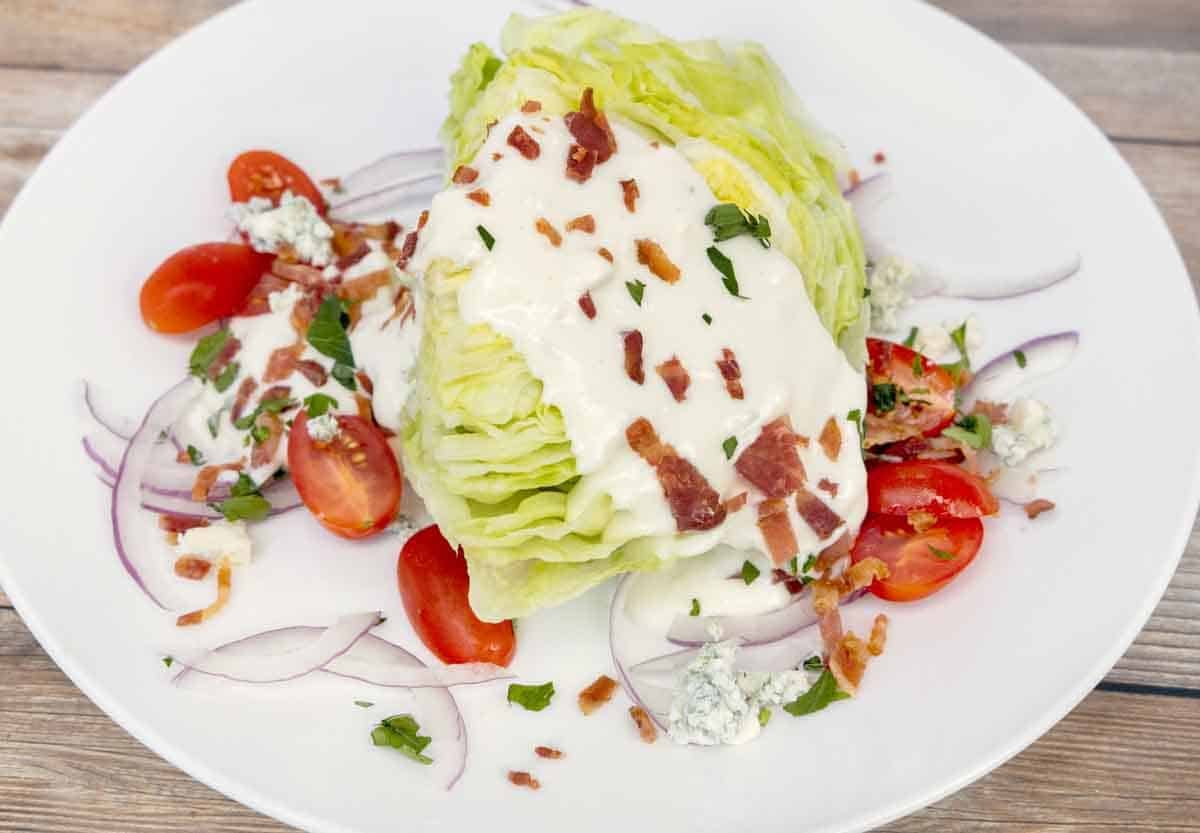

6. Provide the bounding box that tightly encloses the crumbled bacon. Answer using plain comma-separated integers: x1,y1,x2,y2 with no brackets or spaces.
507,125,540,160
331,222,366,256
355,394,374,422
794,485,842,539
173,556,212,581
264,344,303,383
814,533,851,575
655,356,690,402
535,217,562,247
757,498,799,564
250,412,283,469
452,165,479,184
158,514,209,534
578,292,597,320
972,399,1009,425
848,168,862,189
813,582,841,617
295,359,328,387
626,418,727,532
844,557,888,593
507,771,540,790
828,630,870,695
623,330,645,385
230,376,258,422
362,221,400,241
336,240,371,271
382,285,416,329
735,417,806,498
467,188,491,206
597,247,613,263
320,176,343,194
176,559,232,627
629,706,658,743
356,372,374,396
565,143,597,183
206,336,241,382
578,675,618,715
818,417,842,461
492,152,503,162
564,88,617,163
724,492,748,514
1024,498,1056,519
337,270,390,303
191,462,243,502
237,275,291,317
534,745,563,759
635,239,680,284
395,230,419,269
417,209,429,231
772,568,805,596
874,151,887,165
868,613,889,656
259,384,292,405
521,100,542,113
817,478,839,498
290,290,321,336
565,214,595,234
716,348,744,400
271,259,325,287
620,178,639,213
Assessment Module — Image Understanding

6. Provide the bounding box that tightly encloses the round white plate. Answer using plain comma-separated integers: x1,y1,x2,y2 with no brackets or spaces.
0,1,1196,831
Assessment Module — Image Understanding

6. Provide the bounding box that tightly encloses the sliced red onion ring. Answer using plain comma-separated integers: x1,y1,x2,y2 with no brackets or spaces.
111,379,203,609
609,575,669,729
83,380,133,440
665,590,816,647
631,634,822,686
327,148,443,218
961,331,1079,404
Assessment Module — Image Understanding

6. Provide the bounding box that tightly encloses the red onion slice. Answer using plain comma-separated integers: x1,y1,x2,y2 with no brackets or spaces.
665,590,816,647
83,380,133,440
961,331,1079,404
327,148,443,218
609,575,669,729
631,634,822,684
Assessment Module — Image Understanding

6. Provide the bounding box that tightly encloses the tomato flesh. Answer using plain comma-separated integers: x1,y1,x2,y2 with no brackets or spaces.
851,513,984,601
287,411,402,539
864,338,957,447
868,460,999,518
139,243,273,333
396,526,516,666
228,150,326,212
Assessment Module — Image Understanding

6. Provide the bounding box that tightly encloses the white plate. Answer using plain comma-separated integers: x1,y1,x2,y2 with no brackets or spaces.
0,1,1196,831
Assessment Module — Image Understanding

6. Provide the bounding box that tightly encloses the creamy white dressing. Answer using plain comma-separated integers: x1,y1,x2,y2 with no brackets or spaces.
413,113,867,563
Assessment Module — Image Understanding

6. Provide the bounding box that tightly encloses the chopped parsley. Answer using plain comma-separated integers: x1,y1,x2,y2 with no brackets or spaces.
942,412,992,449
354,700,375,708
1014,349,1028,369
507,681,555,712
260,395,297,414
189,329,231,379
902,326,918,348
185,445,204,466
303,393,339,417
928,545,957,561
307,296,356,368
371,714,433,765
703,203,771,248
758,707,773,727
949,321,971,368
162,656,175,668
847,408,865,447
213,361,239,393
740,560,761,585
249,423,271,445
214,474,271,522
787,556,799,575
701,313,713,325
722,436,738,459
862,287,872,298
801,554,817,574
870,382,899,414
782,669,850,717
802,655,825,672
706,246,747,299
331,362,357,392
690,598,701,617
625,279,646,306
206,407,224,439
912,355,924,377
477,224,495,250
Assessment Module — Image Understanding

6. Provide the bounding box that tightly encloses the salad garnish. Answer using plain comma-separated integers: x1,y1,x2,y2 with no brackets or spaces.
507,682,556,712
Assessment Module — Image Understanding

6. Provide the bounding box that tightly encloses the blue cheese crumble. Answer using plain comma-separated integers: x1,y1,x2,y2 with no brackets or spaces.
991,398,1056,466
305,411,340,443
866,257,914,333
232,191,334,267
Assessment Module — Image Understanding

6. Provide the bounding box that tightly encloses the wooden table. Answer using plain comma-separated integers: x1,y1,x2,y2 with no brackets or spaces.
1,2,1197,830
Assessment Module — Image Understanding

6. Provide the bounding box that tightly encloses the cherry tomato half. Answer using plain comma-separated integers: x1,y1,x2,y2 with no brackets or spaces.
396,525,516,666
851,513,984,602
287,411,402,539
139,242,273,334
227,150,327,212
868,460,999,518
864,338,957,448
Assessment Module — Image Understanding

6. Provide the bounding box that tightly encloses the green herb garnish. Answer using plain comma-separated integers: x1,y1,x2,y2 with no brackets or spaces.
782,669,850,717
847,408,865,447
871,382,899,414
371,714,433,765
331,363,357,392
741,560,761,585
477,225,495,250
690,598,701,617
722,436,738,460
902,326,918,348
801,554,817,574
185,445,204,466
703,203,771,248
213,361,239,393
802,655,825,672
303,393,339,417
1014,349,1027,369
949,321,971,368
162,656,174,668
862,287,872,298
507,681,555,712
942,412,992,449
307,296,356,368
701,313,713,325
912,355,924,377
787,556,799,576
189,329,231,379
216,494,271,522
706,246,747,299
354,700,374,708
249,423,271,445
928,545,957,561
625,279,646,306
758,707,773,727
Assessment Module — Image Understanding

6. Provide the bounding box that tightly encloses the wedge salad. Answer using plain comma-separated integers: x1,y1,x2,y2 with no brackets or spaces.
84,6,1078,785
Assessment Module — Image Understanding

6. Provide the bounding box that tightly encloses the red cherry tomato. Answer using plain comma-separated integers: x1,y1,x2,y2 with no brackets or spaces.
864,338,957,448
851,513,984,601
396,526,516,666
868,460,999,518
227,150,326,212
138,242,273,334
287,411,402,539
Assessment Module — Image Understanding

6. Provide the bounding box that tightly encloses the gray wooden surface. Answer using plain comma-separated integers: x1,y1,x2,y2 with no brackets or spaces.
0,1,1197,830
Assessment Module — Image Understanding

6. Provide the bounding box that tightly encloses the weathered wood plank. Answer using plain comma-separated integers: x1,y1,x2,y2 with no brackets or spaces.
1118,143,1200,285
0,126,58,216
0,68,117,131
931,0,1200,51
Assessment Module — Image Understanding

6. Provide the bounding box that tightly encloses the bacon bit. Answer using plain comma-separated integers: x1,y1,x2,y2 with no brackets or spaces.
492,152,503,162
650,141,660,149
620,178,639,213
356,372,374,396
812,581,841,616
735,417,806,498
355,394,374,422
597,247,614,263
206,336,241,382
623,330,645,385
629,706,658,743
176,558,232,627
230,376,258,422
174,556,212,581
191,462,243,502
295,359,328,387
320,176,343,194
259,384,291,405
565,214,595,234
868,614,889,656
907,510,938,533
394,230,419,269
290,290,321,336
417,209,429,231
565,143,597,183
337,270,390,303
626,418,727,532
237,275,291,317
529,125,545,135
1024,498,1056,519
175,448,191,464
335,240,371,271
507,125,540,160
250,412,283,469
271,259,325,287
635,239,680,284
564,88,617,163
848,168,862,189
972,400,1009,425
795,485,843,539
467,188,491,206
817,478,839,498
535,217,562,247
507,771,540,790
263,344,302,383
818,417,842,461
451,165,479,184
521,100,543,113
578,674,619,715
724,492,748,514
757,498,799,564
828,630,870,695
361,221,400,241
534,745,563,759
873,151,887,165
578,292,597,320
715,348,745,400
844,557,888,593
164,531,179,546
655,356,691,402
331,222,366,257
814,533,852,575
158,514,209,534
382,285,416,329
